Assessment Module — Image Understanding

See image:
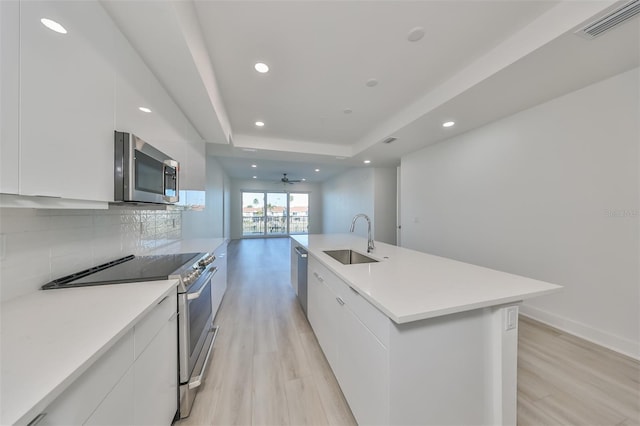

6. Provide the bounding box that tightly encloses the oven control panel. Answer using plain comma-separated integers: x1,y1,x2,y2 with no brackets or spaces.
182,254,216,287
198,255,216,268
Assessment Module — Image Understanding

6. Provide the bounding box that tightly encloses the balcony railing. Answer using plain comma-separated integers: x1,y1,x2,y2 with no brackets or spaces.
242,215,308,235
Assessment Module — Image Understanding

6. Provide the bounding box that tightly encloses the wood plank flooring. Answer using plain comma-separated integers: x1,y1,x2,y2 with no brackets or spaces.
177,238,640,426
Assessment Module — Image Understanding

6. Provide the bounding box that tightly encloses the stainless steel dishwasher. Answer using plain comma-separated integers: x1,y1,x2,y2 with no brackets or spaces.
294,246,308,316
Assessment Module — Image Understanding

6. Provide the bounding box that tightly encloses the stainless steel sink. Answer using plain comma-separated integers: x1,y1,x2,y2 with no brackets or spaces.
323,249,378,265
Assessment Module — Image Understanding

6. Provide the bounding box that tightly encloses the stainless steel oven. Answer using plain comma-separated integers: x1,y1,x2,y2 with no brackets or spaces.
178,261,219,418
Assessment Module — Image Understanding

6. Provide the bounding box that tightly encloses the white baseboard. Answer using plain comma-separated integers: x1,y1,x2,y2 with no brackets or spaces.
519,304,640,361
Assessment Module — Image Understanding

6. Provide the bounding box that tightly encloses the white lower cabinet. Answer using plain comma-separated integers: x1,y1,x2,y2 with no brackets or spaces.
35,291,177,426
211,242,228,319
84,368,134,426
307,257,389,425
133,312,178,425
337,307,388,425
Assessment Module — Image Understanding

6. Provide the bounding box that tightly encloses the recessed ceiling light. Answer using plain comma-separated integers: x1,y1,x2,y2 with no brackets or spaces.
252,176,257,179
442,121,455,128
138,107,152,113
315,169,320,172
254,62,269,73
255,121,265,127
302,178,306,181
366,79,378,87
363,160,371,164
41,18,67,34
251,164,257,168
343,109,353,114
407,26,425,42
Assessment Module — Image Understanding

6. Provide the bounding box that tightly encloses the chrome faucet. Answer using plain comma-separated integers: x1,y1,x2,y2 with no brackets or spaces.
350,213,375,253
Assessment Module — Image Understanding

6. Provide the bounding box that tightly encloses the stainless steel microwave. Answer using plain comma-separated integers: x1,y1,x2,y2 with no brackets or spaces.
114,131,179,204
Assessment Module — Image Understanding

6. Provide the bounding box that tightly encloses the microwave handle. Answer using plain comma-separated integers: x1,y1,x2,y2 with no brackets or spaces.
163,159,179,203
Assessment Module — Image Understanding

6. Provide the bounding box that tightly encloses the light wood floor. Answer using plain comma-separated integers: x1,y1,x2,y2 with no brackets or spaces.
177,238,640,426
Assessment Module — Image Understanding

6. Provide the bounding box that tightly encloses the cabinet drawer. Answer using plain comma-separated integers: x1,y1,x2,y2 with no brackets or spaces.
341,284,389,347
310,258,389,347
39,330,134,425
134,291,176,359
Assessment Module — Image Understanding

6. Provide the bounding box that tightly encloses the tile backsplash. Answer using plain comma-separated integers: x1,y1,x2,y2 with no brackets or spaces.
0,207,182,302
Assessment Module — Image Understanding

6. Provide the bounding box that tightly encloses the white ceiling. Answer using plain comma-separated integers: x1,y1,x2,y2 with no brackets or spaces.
103,0,639,182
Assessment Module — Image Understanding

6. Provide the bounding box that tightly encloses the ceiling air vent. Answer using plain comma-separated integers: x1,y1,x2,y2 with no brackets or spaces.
382,137,397,144
575,0,640,39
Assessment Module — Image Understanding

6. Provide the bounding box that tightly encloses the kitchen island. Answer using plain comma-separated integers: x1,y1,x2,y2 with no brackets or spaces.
291,234,561,425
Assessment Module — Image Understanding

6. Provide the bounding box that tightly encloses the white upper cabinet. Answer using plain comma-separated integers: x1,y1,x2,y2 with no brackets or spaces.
1,0,206,204
113,29,205,191
1,0,22,195
181,138,206,190
19,0,115,201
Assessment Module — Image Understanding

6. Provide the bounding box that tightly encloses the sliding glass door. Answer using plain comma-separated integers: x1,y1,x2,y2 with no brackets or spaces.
242,191,309,237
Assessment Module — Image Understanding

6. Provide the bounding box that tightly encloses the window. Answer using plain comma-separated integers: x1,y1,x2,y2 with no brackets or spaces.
242,191,309,236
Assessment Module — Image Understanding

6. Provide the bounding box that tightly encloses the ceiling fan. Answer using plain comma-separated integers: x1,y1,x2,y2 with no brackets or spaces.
279,173,302,184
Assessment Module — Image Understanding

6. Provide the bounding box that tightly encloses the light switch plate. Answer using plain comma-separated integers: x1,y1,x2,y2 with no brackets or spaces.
504,306,518,331
0,234,5,261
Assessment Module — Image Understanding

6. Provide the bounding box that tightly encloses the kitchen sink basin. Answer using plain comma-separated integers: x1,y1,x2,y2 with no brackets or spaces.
323,249,379,265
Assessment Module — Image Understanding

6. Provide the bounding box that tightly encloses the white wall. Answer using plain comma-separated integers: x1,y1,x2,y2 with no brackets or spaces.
322,167,397,244
401,68,639,359
182,155,229,239
0,207,182,302
229,178,323,240
322,168,374,237
374,168,398,245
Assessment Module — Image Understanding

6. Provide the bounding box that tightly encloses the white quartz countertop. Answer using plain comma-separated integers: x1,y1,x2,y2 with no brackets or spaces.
151,237,227,255
292,234,561,324
0,280,177,425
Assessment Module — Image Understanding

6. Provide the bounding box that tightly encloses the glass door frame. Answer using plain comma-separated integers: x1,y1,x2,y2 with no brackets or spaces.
241,190,309,238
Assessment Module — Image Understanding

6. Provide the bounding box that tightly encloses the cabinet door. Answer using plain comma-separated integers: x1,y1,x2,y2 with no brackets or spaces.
133,312,178,425
307,260,340,369
338,306,389,425
84,367,135,426
211,243,228,320
19,0,114,201
38,330,134,425
181,139,206,191
0,0,20,194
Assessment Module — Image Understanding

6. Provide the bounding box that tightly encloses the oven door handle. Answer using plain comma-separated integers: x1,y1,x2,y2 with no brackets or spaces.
186,267,217,300
188,325,219,390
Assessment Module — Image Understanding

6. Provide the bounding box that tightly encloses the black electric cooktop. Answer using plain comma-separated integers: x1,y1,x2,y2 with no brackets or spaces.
42,253,201,289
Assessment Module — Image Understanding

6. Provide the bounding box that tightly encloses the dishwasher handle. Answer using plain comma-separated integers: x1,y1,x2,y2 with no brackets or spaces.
294,246,308,258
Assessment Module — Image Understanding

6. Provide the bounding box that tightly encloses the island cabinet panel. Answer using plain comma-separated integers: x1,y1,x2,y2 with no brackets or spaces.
19,0,115,202
34,291,178,426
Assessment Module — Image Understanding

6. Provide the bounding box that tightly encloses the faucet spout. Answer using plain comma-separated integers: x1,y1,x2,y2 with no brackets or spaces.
350,214,375,253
